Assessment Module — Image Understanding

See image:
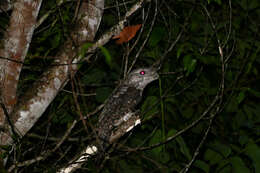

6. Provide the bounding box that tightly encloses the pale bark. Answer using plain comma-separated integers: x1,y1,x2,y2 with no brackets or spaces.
0,0,104,146
0,0,42,144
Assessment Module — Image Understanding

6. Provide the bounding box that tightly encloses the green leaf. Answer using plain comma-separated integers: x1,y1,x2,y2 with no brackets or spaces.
218,165,232,173
229,157,250,173
178,138,191,160
95,87,113,103
167,129,191,160
167,129,177,138
80,42,93,57
160,152,170,164
194,160,210,173
183,55,197,75
244,142,260,173
149,27,166,47
99,46,113,68
247,88,260,98
210,141,232,158
238,135,249,146
216,159,231,173
237,91,246,104
204,149,223,165
149,130,163,155
177,45,184,59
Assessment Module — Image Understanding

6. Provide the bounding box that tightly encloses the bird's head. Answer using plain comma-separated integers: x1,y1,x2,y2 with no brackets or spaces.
126,67,159,90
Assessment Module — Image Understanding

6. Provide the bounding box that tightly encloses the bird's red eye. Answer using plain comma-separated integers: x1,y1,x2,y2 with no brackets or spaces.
140,71,145,75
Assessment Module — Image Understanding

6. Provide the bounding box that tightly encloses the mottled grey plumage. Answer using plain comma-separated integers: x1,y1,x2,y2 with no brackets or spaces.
97,67,159,150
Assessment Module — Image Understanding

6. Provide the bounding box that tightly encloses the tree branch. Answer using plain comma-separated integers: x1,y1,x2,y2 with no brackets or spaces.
0,0,43,146
0,0,104,146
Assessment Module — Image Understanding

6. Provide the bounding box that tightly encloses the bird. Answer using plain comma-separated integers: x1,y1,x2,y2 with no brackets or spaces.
96,67,159,153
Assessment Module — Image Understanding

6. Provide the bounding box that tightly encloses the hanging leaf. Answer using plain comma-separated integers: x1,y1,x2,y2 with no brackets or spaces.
204,148,223,165
149,130,163,156
99,46,113,68
229,157,250,173
183,55,197,75
112,24,142,44
244,142,260,173
80,42,93,57
237,91,246,104
194,160,210,173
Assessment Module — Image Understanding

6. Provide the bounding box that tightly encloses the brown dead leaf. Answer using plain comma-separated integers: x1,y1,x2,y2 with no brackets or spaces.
112,24,142,44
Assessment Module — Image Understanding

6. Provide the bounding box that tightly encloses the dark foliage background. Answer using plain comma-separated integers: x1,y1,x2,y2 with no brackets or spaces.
1,0,259,172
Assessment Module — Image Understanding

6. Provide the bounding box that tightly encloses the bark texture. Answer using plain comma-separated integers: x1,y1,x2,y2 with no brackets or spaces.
0,0,42,145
